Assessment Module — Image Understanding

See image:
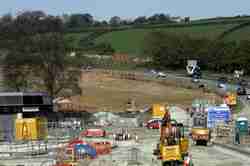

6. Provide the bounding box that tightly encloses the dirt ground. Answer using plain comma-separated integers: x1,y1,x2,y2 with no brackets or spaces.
72,71,221,112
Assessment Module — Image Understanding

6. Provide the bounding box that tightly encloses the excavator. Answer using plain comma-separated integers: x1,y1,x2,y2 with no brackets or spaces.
154,111,193,166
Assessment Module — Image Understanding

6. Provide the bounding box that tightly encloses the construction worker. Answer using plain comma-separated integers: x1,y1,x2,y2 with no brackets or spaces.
135,134,138,142
235,127,240,144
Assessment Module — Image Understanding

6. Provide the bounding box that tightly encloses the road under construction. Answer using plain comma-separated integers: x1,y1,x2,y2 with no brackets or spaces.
0,69,250,166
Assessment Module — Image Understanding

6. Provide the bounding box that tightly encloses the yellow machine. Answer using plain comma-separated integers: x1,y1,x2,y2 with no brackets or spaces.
154,112,192,166
15,117,48,141
191,112,210,146
224,92,237,106
152,104,167,119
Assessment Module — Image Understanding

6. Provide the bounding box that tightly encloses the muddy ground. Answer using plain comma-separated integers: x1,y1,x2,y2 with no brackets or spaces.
74,71,221,112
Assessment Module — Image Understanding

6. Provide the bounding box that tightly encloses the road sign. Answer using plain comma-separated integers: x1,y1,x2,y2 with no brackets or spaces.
207,106,231,128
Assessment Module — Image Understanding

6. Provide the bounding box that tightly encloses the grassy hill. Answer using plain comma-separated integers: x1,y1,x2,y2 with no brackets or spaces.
95,24,238,55
65,17,250,55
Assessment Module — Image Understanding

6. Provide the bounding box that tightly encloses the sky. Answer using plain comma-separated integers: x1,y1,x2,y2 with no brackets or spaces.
1,0,250,20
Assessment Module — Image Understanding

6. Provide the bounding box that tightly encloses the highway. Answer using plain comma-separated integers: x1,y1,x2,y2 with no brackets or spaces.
191,145,250,166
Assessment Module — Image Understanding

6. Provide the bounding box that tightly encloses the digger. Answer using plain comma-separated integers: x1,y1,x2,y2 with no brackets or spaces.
154,111,193,166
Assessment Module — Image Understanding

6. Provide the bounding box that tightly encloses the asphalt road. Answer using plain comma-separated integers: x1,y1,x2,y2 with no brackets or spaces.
191,145,250,166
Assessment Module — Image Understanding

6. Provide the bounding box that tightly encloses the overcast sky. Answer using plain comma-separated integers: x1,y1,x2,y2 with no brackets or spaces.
1,0,250,20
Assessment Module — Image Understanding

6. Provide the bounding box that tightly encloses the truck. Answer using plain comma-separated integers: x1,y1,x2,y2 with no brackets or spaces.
191,112,210,146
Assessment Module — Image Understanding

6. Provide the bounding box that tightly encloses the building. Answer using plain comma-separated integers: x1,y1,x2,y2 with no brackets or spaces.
0,92,53,116
0,92,54,141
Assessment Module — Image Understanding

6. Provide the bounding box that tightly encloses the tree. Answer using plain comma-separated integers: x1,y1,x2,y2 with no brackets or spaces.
143,31,212,70
2,52,33,91
67,13,94,28
109,16,121,26
133,16,147,24
0,11,82,98
26,33,82,98
148,13,172,24
234,40,250,74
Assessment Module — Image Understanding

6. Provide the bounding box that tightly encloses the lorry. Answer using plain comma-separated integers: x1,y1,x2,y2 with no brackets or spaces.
191,112,210,146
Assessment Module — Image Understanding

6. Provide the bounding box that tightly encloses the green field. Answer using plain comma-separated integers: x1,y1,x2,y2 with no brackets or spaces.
95,24,238,55
66,19,250,55
222,25,250,41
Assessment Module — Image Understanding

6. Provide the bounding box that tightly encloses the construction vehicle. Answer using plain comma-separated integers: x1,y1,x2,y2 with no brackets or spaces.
152,104,168,119
191,112,210,146
154,111,193,166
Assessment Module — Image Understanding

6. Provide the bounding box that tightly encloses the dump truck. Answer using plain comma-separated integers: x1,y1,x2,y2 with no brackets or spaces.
191,112,210,146
154,111,193,166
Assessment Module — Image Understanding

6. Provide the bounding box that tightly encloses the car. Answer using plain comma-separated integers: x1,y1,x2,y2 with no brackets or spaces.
157,72,167,78
191,75,200,83
247,94,250,100
217,77,228,88
237,86,247,95
238,79,248,86
146,119,162,129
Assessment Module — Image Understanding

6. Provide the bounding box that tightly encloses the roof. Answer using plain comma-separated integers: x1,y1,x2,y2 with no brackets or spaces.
0,92,49,96
237,117,248,121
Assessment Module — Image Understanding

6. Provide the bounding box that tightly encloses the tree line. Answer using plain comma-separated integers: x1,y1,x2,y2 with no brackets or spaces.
0,11,82,98
143,31,250,74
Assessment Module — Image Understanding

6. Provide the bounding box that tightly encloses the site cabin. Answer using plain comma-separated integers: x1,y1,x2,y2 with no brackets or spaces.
0,92,53,141
0,92,53,115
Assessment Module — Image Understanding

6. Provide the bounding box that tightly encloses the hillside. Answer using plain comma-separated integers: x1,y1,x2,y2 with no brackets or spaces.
66,17,250,55
95,24,238,55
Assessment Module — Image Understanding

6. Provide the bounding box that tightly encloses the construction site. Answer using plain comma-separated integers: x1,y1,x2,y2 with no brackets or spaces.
0,69,250,166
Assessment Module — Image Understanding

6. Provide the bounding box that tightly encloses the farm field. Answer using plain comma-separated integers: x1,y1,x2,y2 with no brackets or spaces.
66,21,250,55
94,24,238,55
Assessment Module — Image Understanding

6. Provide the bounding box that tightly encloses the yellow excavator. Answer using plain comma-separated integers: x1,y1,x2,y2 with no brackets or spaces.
154,111,193,166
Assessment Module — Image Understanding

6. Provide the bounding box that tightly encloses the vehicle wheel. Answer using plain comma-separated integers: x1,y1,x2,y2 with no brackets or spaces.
170,161,179,166
162,162,170,166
